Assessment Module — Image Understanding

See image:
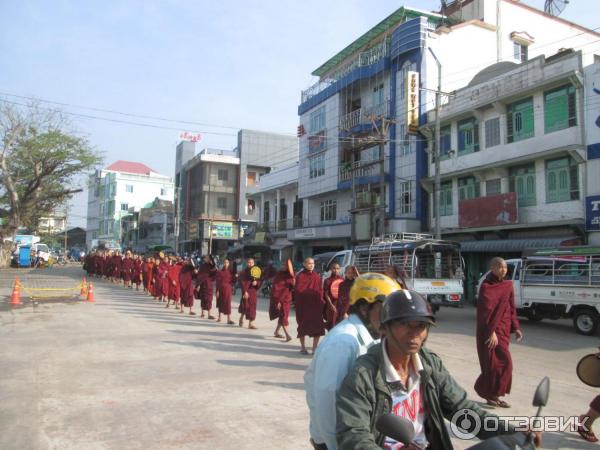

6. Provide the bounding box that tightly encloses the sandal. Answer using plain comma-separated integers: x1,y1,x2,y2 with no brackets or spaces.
300,348,309,355
227,320,235,325
189,311,196,315
248,325,258,330
208,315,216,320
285,336,293,342
274,333,285,339
577,424,599,443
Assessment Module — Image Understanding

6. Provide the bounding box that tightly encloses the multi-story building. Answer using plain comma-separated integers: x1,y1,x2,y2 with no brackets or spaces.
422,49,600,301
122,198,174,252
38,214,67,234
295,0,600,255
86,160,173,250
585,64,600,246
174,129,298,255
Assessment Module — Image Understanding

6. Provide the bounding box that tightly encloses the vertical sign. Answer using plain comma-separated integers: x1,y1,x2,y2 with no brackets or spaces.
406,71,420,133
586,195,600,231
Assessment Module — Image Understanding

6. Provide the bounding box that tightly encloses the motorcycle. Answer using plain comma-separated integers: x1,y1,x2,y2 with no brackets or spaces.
376,377,549,449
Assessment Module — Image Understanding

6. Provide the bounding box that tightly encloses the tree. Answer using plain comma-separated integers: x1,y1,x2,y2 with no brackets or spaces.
0,102,103,239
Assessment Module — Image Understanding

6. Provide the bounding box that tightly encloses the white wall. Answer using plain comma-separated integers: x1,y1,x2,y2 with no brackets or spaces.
298,94,340,198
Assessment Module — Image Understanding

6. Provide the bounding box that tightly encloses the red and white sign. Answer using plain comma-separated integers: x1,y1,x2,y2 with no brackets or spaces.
179,131,202,142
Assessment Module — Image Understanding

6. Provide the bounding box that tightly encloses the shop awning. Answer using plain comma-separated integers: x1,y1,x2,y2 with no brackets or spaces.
459,237,580,253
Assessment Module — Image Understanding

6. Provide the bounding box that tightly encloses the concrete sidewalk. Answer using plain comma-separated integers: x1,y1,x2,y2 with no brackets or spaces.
0,266,599,449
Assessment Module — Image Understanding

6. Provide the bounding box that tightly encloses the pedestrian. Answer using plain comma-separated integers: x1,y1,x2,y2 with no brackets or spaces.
576,346,600,442
295,257,324,355
121,251,134,289
196,255,217,319
166,257,182,308
216,258,236,324
269,265,295,342
133,255,143,291
323,263,344,330
335,289,539,449
474,257,523,408
304,273,400,450
337,265,357,322
238,258,262,329
179,257,197,315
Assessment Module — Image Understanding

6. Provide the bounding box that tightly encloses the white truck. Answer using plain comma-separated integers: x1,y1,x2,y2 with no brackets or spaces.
477,247,600,335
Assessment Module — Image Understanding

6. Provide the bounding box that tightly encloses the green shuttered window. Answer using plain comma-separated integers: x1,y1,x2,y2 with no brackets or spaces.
544,85,576,133
507,97,534,143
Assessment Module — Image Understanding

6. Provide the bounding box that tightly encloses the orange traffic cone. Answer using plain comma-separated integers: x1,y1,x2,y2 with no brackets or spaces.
10,277,21,306
86,283,95,303
80,277,88,296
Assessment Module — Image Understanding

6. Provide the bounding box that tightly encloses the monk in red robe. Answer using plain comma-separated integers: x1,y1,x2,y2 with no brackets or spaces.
166,258,182,308
323,263,344,330
337,265,357,321
196,255,217,319
121,251,134,288
111,252,122,284
269,268,295,341
179,259,197,314
158,256,170,302
295,257,324,354
147,258,156,297
103,251,113,279
238,258,262,329
475,257,523,408
133,256,143,291
216,258,236,324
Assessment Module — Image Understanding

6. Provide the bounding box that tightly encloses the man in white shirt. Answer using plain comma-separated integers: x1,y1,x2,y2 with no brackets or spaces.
304,273,401,450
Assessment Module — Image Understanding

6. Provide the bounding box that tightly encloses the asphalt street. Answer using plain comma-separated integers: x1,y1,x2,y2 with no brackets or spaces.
0,265,599,450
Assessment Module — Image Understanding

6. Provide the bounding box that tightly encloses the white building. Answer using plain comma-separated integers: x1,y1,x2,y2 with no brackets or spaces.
86,160,173,249
246,162,300,261
295,0,600,255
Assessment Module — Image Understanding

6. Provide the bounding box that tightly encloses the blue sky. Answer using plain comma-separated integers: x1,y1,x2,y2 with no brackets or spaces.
0,0,596,226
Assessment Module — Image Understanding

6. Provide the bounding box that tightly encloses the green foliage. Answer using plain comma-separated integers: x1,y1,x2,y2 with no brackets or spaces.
0,102,103,237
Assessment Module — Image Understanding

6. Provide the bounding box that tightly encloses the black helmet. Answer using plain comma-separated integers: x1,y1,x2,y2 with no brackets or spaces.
380,290,436,326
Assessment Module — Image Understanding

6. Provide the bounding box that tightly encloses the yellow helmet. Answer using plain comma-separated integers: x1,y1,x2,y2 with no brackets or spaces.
349,272,401,305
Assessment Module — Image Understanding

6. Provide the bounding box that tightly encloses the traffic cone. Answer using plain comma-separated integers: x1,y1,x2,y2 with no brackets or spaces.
80,277,88,297
10,277,21,306
86,283,95,303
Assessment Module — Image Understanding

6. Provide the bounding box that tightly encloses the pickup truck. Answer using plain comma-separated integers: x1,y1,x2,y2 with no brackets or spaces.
478,255,600,335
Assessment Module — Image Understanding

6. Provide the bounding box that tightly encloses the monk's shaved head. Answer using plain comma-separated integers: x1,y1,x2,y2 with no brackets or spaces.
490,257,506,269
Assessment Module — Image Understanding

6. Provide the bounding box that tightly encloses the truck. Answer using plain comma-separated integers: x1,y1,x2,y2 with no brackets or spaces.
477,246,600,335
353,233,465,312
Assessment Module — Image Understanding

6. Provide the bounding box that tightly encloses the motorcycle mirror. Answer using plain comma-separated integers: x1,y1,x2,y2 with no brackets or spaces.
375,414,415,445
532,376,550,408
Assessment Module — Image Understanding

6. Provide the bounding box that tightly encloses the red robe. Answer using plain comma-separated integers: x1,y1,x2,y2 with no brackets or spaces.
112,255,122,278
121,257,134,282
474,273,521,399
147,262,156,296
238,268,262,321
103,256,112,278
216,268,236,315
295,270,324,338
269,270,295,326
323,274,344,330
168,263,182,300
158,262,170,297
337,278,354,319
179,264,195,307
133,260,143,285
196,263,217,310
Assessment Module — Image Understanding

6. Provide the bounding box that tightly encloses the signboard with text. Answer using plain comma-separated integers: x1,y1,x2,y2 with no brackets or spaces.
406,71,420,132
586,195,600,231
211,222,234,239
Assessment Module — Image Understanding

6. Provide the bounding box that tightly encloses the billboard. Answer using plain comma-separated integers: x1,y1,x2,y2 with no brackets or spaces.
406,71,420,132
459,193,518,228
211,222,233,239
586,195,600,231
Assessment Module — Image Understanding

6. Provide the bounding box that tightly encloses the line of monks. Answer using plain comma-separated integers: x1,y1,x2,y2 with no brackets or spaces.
82,251,359,354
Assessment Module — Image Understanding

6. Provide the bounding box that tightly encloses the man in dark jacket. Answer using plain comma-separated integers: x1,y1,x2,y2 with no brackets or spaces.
336,289,539,449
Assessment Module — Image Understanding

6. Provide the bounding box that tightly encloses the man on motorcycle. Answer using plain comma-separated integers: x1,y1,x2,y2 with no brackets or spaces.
304,273,401,450
336,289,541,449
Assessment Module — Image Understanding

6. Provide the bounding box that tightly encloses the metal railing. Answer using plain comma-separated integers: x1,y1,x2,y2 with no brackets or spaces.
338,159,382,182
301,38,390,103
339,100,391,131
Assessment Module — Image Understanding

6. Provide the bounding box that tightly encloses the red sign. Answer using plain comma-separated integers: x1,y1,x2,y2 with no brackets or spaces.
179,131,202,142
459,193,518,228
297,124,306,137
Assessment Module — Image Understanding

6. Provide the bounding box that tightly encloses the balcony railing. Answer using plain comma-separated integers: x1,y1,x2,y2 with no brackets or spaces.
301,38,390,104
338,159,382,182
253,216,350,233
339,100,390,131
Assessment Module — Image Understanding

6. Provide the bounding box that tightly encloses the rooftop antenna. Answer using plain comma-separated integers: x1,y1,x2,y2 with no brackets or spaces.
544,0,569,17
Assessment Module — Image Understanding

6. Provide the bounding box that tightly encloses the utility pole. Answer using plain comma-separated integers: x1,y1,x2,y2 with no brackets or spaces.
174,186,181,254
63,205,68,254
429,47,442,240
370,111,394,239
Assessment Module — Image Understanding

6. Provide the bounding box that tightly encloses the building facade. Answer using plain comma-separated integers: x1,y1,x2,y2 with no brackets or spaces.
86,160,173,250
295,0,600,254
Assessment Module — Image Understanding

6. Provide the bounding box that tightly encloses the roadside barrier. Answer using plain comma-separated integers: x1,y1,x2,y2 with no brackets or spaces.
17,278,89,300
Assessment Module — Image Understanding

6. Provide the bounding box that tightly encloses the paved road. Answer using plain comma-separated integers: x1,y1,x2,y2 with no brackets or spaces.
0,265,599,450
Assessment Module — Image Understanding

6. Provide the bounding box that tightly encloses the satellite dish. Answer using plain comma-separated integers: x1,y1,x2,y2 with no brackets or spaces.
544,0,569,17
